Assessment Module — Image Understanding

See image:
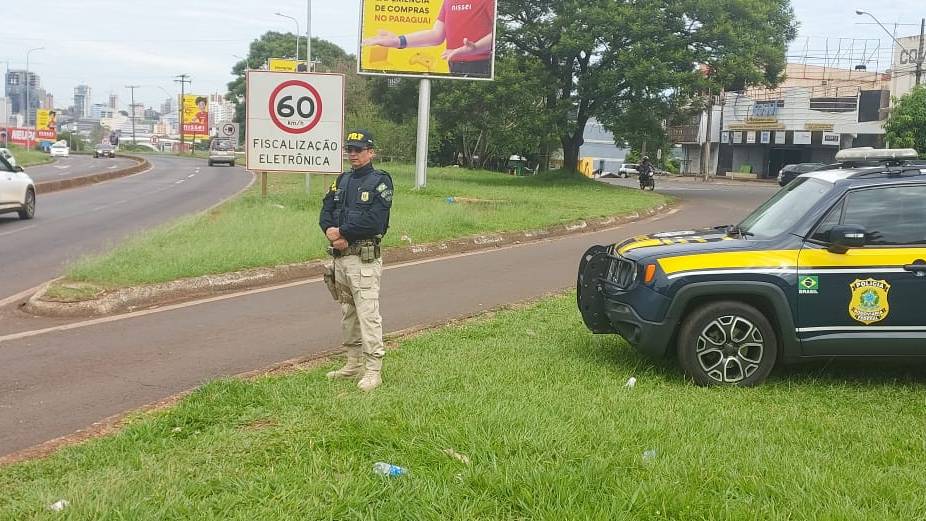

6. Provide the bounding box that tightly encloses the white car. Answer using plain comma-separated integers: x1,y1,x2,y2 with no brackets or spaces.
617,163,639,178
50,142,70,157
0,155,36,220
0,147,17,168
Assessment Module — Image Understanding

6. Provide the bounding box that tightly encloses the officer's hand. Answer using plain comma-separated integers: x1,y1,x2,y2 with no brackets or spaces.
332,238,349,251
326,227,341,242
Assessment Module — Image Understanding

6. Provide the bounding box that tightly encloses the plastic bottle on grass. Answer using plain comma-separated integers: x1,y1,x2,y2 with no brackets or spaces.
373,462,408,477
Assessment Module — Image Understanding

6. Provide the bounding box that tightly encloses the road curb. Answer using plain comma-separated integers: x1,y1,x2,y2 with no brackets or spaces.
23,201,677,318
34,155,150,194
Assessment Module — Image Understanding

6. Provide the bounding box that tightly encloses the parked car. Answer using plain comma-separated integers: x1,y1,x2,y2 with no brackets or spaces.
94,143,115,158
208,140,236,167
617,163,639,178
0,147,17,168
50,142,70,157
777,162,825,186
578,148,926,386
0,154,36,220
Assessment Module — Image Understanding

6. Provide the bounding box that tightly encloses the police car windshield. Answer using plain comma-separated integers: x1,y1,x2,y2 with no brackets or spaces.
737,177,833,239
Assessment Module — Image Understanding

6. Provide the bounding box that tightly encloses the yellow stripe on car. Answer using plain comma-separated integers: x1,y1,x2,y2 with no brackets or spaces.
658,250,800,275
799,248,926,267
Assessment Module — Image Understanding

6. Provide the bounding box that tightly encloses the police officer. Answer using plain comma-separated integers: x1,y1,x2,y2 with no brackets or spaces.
319,130,394,392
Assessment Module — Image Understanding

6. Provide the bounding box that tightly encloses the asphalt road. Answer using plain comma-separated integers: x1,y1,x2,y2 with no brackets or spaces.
0,155,253,302
0,176,776,457
24,154,138,183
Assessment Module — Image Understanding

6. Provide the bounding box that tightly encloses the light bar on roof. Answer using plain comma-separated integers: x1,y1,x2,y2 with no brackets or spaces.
835,148,919,162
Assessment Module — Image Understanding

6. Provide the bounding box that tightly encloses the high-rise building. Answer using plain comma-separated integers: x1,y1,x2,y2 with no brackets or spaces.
90,103,113,120
207,92,236,128
160,97,177,116
0,97,11,126
74,84,92,118
5,70,43,125
108,93,118,110
44,93,54,110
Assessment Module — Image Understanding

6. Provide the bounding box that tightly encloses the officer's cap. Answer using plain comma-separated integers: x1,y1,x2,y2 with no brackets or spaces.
345,129,375,149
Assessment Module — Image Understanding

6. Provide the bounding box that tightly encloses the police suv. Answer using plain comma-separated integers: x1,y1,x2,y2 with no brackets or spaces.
578,148,926,386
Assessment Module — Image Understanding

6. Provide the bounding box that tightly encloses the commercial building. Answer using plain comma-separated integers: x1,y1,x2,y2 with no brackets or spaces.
74,85,92,119
90,103,114,120
579,118,629,174
5,70,45,126
671,64,891,179
890,33,924,100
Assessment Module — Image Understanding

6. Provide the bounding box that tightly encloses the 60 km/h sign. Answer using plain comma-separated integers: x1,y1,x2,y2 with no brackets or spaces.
246,71,345,173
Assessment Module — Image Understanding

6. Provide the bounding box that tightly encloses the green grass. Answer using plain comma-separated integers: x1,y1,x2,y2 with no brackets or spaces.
3,293,926,519
8,144,53,167
59,165,667,290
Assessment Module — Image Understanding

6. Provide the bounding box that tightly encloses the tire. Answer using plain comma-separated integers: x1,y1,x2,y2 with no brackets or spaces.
208,160,214,166
229,161,235,167
677,301,777,387
18,188,35,220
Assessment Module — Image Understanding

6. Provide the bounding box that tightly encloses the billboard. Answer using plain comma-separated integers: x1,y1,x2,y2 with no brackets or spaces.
35,109,57,141
357,0,497,80
182,94,209,141
268,58,308,72
245,71,344,173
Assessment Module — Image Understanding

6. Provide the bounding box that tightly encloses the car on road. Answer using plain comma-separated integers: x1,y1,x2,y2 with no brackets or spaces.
208,140,237,167
50,142,70,158
0,153,36,220
578,148,926,386
617,163,639,178
94,143,115,158
0,147,17,168
777,162,826,186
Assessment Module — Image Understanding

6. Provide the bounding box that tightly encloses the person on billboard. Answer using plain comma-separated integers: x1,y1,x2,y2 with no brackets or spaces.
194,97,208,125
361,0,495,78
46,111,57,131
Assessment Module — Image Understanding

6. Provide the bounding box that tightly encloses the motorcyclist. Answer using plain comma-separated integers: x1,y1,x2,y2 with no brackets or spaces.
638,156,655,189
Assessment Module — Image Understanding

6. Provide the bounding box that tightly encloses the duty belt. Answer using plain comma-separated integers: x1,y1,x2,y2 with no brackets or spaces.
328,239,380,258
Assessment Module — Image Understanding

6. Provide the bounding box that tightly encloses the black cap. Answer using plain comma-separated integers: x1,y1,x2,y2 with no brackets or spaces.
346,129,374,149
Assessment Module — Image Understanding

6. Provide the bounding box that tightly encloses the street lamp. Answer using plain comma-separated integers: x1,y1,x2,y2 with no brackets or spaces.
275,12,300,62
25,46,45,149
856,9,924,86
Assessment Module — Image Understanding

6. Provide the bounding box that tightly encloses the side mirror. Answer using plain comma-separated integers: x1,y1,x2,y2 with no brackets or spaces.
14,165,24,173
827,224,866,254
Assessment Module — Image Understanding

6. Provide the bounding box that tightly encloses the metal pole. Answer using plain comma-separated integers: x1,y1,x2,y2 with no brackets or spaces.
275,13,300,62
24,47,45,149
415,79,431,189
126,85,139,146
175,74,190,153
917,18,925,86
703,92,714,182
306,0,312,70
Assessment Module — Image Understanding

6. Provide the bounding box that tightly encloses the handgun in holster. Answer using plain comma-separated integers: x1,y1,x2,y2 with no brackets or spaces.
323,263,339,301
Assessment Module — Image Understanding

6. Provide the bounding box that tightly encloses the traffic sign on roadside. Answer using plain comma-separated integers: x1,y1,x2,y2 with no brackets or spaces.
246,71,344,173
219,122,239,143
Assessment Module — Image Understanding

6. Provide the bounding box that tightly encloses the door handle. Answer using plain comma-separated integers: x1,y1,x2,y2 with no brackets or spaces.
904,260,926,277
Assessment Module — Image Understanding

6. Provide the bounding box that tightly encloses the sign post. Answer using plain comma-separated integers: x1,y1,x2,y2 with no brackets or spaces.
246,70,345,198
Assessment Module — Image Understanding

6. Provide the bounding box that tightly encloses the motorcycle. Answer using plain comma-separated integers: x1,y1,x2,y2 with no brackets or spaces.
639,170,655,191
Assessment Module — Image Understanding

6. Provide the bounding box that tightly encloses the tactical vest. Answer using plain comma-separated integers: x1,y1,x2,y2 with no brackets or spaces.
334,169,392,236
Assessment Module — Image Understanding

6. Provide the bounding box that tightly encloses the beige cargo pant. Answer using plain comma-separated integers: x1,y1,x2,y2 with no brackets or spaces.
334,255,385,371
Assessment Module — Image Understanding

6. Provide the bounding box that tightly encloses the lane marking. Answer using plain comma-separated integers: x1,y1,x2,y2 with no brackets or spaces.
52,165,71,170
174,180,185,185
0,224,37,238
187,174,196,179
0,206,679,345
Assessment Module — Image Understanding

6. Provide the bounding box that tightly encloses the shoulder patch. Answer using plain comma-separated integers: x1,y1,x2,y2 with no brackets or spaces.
376,182,387,193
329,181,337,192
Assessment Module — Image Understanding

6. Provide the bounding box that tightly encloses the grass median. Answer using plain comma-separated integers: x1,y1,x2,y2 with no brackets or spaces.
9,145,54,167
50,165,667,298
3,293,926,519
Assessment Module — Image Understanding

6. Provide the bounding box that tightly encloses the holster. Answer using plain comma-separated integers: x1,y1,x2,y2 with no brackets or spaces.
323,263,339,301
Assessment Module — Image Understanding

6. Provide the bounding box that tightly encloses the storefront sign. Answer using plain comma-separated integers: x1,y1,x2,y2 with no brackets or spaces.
775,131,786,145
822,132,841,146
733,131,743,144
805,123,834,132
793,131,812,145
760,131,771,144
746,132,757,144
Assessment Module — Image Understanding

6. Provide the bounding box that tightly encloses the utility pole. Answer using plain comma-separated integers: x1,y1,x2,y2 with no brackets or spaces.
24,47,45,150
125,85,139,146
917,18,925,86
703,91,714,182
174,74,191,154
306,0,312,71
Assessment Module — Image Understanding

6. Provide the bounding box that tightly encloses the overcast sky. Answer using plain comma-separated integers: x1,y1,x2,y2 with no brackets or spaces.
3,0,923,111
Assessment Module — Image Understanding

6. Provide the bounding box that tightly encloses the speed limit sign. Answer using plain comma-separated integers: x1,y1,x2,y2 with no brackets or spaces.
246,71,345,173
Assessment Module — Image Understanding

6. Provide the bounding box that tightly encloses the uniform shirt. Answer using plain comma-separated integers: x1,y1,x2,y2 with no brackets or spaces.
319,162,394,242
437,0,494,63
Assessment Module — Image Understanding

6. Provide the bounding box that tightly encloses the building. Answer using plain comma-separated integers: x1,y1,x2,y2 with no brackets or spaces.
160,97,177,116
90,103,114,120
43,93,54,110
207,93,236,130
74,84,92,118
579,118,630,174
143,108,160,121
670,64,891,179
0,97,10,126
108,93,118,110
5,70,44,126
890,33,924,100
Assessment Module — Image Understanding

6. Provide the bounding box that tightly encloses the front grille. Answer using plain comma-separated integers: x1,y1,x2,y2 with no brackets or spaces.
609,258,637,289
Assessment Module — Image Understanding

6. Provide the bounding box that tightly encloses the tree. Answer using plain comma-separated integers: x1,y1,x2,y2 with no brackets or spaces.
885,86,926,157
226,32,352,128
499,0,796,172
